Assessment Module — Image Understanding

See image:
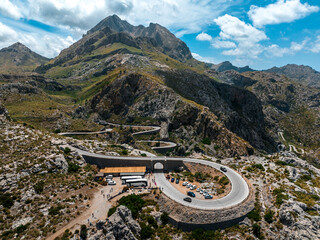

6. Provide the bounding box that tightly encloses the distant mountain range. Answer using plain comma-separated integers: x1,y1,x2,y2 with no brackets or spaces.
0,42,49,72
0,14,319,156
265,64,320,88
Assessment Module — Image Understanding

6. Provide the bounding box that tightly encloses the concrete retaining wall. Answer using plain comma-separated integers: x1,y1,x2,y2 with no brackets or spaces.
82,154,185,172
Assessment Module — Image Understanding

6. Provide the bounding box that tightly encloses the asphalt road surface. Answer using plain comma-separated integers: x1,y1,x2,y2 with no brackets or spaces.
68,145,250,210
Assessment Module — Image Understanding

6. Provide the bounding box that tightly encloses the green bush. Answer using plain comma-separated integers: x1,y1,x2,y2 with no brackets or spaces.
219,176,229,185
201,138,211,145
0,193,14,208
264,209,274,223
160,212,169,225
68,162,80,173
34,181,45,194
140,223,154,239
253,164,265,171
64,147,71,154
118,194,145,219
80,225,87,240
108,206,118,217
252,223,261,238
15,224,28,234
190,228,221,240
49,204,64,215
247,209,261,222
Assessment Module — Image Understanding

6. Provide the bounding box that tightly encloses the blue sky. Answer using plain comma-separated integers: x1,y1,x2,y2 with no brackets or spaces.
0,0,319,70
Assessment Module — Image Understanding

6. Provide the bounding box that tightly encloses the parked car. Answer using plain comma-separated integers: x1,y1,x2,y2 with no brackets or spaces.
106,175,113,179
182,181,188,186
190,186,196,190
196,188,201,192
205,194,213,199
187,191,196,197
108,180,116,185
183,197,192,202
186,183,192,188
220,166,227,172
171,178,175,182
176,178,180,184
200,190,204,194
166,175,170,179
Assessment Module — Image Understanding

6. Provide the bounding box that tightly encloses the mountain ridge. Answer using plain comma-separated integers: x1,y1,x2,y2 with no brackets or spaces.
0,42,49,72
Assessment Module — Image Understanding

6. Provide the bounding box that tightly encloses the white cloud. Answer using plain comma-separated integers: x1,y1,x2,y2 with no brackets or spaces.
212,39,236,49
265,39,308,57
196,32,212,41
0,0,22,19
191,52,217,64
310,36,320,53
213,14,268,59
25,0,238,36
0,22,18,41
249,0,319,28
0,21,75,58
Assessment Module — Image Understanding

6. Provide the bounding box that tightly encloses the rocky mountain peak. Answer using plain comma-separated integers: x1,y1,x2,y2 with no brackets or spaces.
88,14,134,35
266,64,320,88
211,61,253,73
0,42,49,71
87,15,192,62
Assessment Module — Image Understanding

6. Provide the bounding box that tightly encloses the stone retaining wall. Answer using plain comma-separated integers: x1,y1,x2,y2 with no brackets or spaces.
158,180,255,231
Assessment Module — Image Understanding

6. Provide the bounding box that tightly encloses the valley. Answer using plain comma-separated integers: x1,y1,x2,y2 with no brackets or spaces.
0,14,319,240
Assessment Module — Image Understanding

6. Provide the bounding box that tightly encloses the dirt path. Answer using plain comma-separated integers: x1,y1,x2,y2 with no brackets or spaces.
46,180,123,240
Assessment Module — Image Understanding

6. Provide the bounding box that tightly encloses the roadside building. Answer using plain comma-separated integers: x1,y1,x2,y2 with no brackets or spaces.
99,166,146,177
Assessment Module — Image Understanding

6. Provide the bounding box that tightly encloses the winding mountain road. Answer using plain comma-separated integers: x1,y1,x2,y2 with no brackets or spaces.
66,145,249,210
60,122,250,210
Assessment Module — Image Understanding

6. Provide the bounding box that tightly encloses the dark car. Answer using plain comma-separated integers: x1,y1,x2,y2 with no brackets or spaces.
183,197,192,202
171,177,175,182
187,191,196,197
166,175,170,179
175,178,180,184
220,166,227,172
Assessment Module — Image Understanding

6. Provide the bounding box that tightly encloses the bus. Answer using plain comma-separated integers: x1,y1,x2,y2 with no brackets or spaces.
125,178,148,187
120,176,143,180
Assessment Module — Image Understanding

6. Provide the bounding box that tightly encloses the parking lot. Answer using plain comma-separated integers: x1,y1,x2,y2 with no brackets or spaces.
166,174,223,200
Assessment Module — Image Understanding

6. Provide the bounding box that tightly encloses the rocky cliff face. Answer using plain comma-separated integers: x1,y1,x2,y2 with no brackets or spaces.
85,72,259,156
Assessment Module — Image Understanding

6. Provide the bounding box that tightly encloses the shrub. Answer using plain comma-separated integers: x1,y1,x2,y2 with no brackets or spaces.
160,212,169,225
15,224,28,234
0,193,14,208
219,176,229,185
247,209,261,222
68,162,80,173
191,228,221,240
54,129,61,134
252,223,261,238
118,194,145,219
49,204,64,215
108,206,118,217
34,181,45,194
264,209,274,223
201,138,211,145
80,225,87,240
64,147,71,154
140,223,154,239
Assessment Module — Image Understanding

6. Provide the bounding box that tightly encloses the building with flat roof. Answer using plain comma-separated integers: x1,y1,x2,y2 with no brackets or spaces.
100,166,146,177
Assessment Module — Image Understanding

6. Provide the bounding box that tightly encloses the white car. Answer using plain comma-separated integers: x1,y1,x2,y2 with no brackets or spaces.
108,180,116,185
182,182,188,186
196,188,201,192
200,190,204,194
190,186,196,190
186,184,192,188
